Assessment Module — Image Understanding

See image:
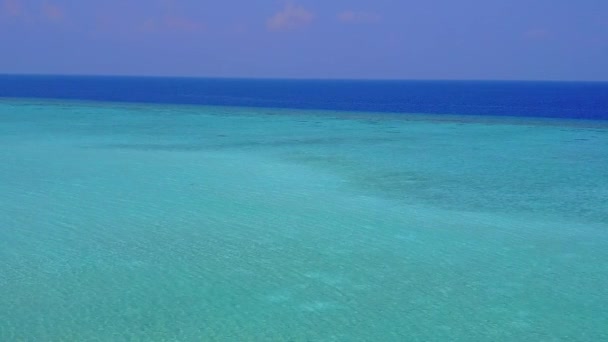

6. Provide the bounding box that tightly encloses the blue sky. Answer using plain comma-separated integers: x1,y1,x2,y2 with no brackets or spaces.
1,0,607,80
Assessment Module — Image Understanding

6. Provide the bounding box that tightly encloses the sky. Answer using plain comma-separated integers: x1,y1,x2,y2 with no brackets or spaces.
1,0,607,81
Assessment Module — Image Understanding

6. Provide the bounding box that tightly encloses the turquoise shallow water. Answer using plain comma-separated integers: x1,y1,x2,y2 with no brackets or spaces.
1,100,608,341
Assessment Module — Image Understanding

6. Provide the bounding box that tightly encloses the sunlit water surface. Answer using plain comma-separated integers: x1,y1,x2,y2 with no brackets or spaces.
1,100,607,341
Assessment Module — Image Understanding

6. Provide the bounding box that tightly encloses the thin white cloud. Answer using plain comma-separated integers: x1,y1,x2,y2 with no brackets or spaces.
337,10,381,24
140,15,204,33
267,3,314,31
1,0,65,24
1,0,23,17
42,2,65,22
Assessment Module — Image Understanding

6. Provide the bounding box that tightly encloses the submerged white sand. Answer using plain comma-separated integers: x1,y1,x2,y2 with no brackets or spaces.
1,100,607,340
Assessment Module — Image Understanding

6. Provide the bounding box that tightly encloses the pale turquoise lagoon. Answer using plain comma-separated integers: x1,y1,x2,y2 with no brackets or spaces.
1,100,607,341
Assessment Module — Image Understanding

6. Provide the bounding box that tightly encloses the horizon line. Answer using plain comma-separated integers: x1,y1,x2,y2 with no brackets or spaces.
1,72,607,84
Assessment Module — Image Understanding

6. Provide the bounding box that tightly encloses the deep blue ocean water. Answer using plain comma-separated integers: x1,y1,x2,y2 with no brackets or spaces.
1,75,607,120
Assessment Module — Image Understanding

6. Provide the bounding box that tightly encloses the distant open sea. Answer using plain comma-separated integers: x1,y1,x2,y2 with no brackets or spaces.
1,75,607,341
2,75,608,120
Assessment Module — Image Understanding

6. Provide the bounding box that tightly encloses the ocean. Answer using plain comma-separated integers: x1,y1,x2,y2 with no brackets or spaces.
1,76,607,341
